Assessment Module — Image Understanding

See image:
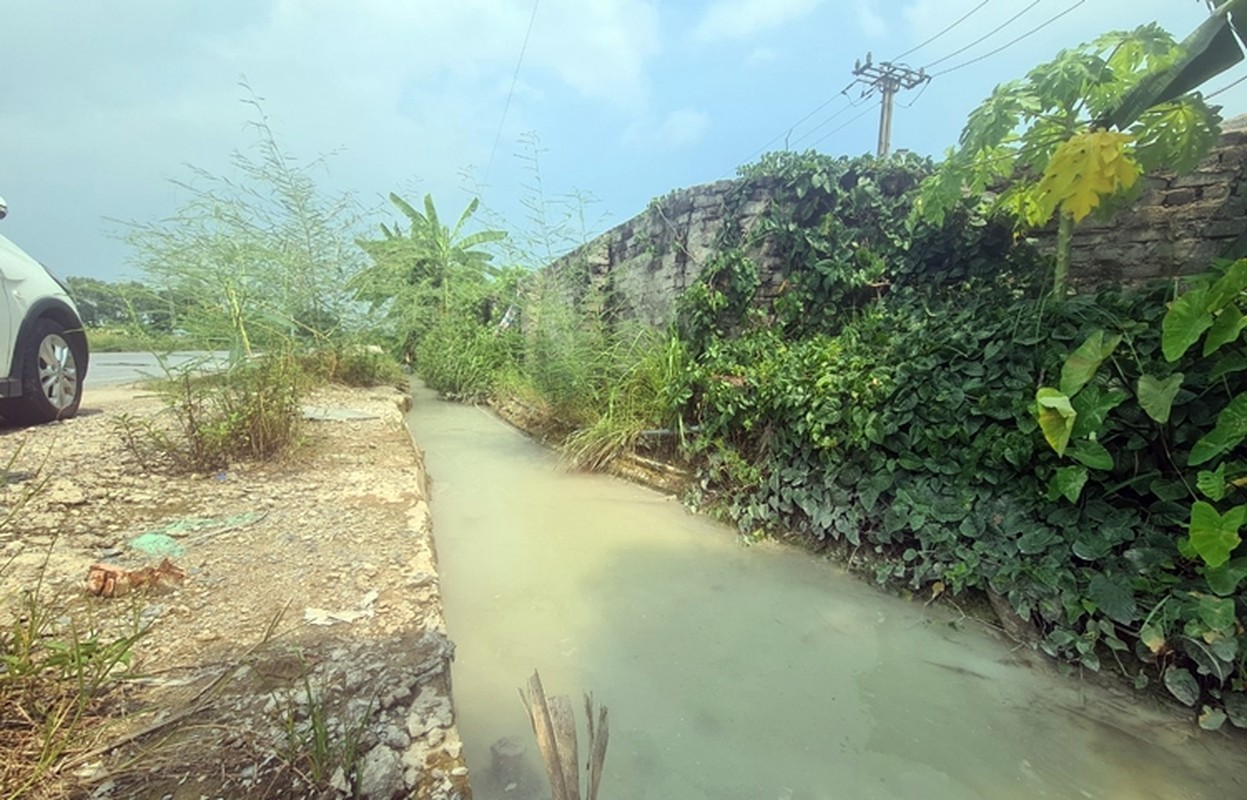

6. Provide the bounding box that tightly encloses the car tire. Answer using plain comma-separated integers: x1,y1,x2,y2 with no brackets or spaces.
0,318,85,424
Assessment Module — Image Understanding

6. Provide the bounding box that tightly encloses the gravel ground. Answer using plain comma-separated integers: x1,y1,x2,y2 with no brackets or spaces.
1,383,471,799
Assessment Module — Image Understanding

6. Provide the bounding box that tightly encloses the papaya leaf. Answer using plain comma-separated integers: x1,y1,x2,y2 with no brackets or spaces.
1136,372,1183,424
1069,440,1114,471
1186,501,1245,569
1070,385,1128,439
1035,388,1077,456
1196,464,1227,501
1189,393,1247,466
1087,573,1138,624
1060,331,1123,396
1162,288,1212,362
1048,465,1089,503
1163,666,1200,707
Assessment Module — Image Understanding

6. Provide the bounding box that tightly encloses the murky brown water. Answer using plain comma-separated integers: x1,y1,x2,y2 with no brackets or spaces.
407,385,1247,800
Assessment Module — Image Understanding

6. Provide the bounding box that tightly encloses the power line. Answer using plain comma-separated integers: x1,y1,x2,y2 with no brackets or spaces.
740,83,856,163
809,100,882,149
922,0,1040,70
899,78,933,109
788,94,872,148
931,0,1087,77
1207,71,1247,99
891,0,994,61
483,0,540,189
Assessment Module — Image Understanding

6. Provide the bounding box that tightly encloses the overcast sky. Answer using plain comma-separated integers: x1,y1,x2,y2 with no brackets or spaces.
1,0,1243,281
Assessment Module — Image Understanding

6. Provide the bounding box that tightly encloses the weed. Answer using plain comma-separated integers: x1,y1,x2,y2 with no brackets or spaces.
117,352,306,472
1,449,148,799
274,655,375,793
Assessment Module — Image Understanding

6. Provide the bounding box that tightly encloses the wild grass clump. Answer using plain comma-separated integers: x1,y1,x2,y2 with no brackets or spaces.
118,352,306,472
298,346,407,389
1,448,147,800
415,317,516,402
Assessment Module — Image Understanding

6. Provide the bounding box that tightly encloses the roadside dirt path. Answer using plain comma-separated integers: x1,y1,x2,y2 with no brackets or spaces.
1,383,470,799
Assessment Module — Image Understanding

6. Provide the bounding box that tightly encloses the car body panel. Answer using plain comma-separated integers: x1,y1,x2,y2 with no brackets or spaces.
0,231,88,400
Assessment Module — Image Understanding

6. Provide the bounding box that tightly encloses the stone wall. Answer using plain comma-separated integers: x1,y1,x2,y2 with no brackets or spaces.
547,124,1247,327
1060,121,1247,286
546,177,781,328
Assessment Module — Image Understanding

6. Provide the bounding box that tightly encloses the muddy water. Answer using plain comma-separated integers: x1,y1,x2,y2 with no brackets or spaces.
407,385,1247,800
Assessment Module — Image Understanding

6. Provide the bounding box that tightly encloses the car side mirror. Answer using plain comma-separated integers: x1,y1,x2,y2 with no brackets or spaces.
0,196,7,220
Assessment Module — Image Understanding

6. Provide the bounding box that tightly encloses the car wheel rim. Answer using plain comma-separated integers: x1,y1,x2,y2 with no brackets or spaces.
37,333,78,410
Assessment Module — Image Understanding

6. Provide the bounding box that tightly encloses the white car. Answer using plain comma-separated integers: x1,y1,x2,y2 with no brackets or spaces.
0,196,89,424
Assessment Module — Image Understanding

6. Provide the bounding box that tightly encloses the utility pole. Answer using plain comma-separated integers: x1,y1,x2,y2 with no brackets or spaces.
850,53,930,157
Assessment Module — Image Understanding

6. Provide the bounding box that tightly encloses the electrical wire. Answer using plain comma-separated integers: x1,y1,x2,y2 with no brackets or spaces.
891,0,994,61
899,78,933,109
483,0,540,188
740,83,857,163
922,0,1040,70
1206,71,1247,99
788,93,872,148
809,100,881,149
931,0,1087,77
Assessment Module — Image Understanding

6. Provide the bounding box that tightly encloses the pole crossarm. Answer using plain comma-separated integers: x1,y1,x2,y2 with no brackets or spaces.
850,54,931,156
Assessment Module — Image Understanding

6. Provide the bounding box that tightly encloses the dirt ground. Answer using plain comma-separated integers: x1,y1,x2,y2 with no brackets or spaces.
0,383,470,799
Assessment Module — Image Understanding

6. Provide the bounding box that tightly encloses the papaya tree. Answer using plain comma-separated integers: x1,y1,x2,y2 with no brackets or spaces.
917,2,1247,293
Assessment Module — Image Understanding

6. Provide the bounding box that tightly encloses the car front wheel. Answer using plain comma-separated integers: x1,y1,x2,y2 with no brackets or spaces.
0,318,85,424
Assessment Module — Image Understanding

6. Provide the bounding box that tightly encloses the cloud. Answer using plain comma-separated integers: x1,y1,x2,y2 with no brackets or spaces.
855,0,886,38
693,0,822,44
623,107,711,150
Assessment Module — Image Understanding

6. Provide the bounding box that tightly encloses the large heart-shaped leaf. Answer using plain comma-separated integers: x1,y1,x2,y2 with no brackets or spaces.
1205,556,1247,596
1060,331,1122,396
1204,304,1247,356
1036,388,1077,456
1186,501,1245,568
1137,373,1184,424
1162,289,1212,362
1197,593,1237,632
1069,440,1114,471
1189,393,1247,466
1206,258,1247,312
1048,465,1088,503
1070,385,1128,439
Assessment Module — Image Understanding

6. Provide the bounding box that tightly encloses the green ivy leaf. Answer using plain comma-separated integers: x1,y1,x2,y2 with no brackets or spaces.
1068,440,1114,471
1070,385,1128,440
1203,303,1247,356
1199,705,1228,731
1060,331,1122,396
1227,692,1247,729
1189,393,1247,466
1136,373,1184,424
1205,556,1247,596
1035,387,1077,456
1087,573,1139,624
1163,666,1200,707
1186,501,1245,568
1162,288,1212,362
1048,465,1089,503
1196,464,1227,501
1139,623,1167,654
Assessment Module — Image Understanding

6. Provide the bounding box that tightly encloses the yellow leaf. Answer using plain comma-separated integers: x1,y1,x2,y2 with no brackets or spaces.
1034,130,1140,224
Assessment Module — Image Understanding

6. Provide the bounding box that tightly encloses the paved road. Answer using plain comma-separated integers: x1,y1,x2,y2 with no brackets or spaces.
86,352,228,389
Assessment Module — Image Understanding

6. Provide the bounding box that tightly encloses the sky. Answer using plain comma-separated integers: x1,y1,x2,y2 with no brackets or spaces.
1,0,1244,282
